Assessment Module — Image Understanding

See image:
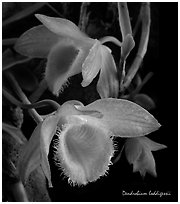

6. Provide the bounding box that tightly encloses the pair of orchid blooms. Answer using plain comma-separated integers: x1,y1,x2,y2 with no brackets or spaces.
15,14,166,187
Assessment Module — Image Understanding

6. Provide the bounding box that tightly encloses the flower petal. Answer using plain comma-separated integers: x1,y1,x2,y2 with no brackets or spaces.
14,25,59,58
134,148,157,177
18,123,41,184
78,98,161,137
54,115,114,185
35,14,92,43
137,137,167,152
81,40,102,87
45,39,89,95
57,100,102,120
40,114,60,187
97,45,119,98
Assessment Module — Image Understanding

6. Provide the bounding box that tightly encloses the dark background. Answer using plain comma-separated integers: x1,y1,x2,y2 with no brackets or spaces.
2,2,178,202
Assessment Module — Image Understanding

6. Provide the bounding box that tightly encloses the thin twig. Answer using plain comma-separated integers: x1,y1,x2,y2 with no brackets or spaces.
5,71,43,123
3,88,60,111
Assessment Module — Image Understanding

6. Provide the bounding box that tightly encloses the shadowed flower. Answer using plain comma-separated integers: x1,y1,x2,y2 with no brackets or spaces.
14,14,124,98
125,137,166,177
17,98,162,187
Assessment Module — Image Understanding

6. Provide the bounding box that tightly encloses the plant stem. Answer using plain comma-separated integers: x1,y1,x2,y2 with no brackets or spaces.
117,2,132,41
78,2,90,32
5,71,43,123
2,38,17,46
3,88,60,110
117,2,134,96
122,3,151,91
2,3,46,28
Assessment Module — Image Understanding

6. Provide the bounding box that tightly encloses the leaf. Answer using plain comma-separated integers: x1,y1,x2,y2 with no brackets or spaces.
14,25,59,58
125,137,167,177
78,98,161,137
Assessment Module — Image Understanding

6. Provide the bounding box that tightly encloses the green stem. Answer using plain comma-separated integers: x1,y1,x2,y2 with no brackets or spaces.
5,71,43,123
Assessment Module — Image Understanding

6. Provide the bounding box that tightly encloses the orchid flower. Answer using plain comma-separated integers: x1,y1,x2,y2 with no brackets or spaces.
125,136,166,177
14,14,124,98
18,98,162,187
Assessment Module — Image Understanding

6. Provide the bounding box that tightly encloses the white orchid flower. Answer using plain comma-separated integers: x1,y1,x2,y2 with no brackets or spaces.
18,98,162,187
14,14,126,98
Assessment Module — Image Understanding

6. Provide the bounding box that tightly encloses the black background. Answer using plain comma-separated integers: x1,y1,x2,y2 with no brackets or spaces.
2,2,178,202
